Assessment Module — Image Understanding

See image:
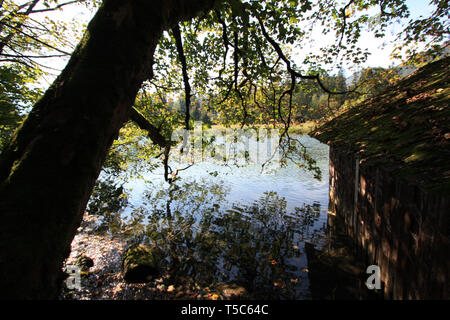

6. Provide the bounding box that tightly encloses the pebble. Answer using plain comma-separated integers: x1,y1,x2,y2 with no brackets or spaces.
59,214,186,300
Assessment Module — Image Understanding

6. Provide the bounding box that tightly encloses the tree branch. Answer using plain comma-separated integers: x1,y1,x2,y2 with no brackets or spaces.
171,23,191,130
27,0,82,14
0,0,40,55
0,20,71,55
214,9,230,80
129,107,167,148
337,0,355,48
257,16,356,96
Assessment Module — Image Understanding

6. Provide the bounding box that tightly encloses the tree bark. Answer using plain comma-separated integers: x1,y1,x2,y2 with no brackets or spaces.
0,0,215,299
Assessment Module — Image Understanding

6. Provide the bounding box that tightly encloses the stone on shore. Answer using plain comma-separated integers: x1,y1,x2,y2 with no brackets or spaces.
122,244,160,283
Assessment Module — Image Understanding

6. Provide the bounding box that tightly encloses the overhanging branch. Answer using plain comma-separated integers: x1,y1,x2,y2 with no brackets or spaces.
171,24,191,130
256,16,356,96
129,107,167,148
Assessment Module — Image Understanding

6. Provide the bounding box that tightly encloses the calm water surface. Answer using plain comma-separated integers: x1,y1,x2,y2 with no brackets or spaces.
89,134,330,299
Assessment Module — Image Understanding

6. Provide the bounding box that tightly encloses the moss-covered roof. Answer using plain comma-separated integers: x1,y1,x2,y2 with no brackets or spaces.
313,57,450,194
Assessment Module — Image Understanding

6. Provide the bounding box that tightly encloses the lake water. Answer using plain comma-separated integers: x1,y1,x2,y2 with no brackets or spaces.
88,134,330,299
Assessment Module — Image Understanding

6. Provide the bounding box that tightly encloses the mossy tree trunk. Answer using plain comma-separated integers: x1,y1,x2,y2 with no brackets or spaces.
0,0,215,299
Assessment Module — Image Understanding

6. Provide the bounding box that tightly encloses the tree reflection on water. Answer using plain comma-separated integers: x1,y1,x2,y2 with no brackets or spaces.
87,176,327,299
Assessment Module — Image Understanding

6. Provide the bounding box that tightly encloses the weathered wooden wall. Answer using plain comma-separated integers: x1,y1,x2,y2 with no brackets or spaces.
328,144,450,299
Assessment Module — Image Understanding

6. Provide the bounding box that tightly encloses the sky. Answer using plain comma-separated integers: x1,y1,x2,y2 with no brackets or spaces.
289,0,438,74
30,0,439,88
358,0,436,68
